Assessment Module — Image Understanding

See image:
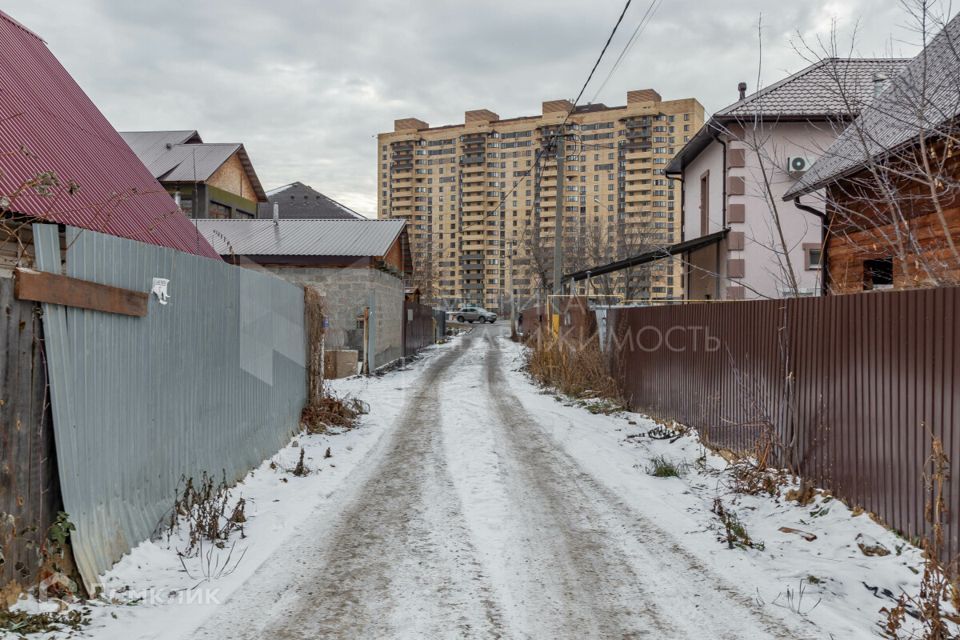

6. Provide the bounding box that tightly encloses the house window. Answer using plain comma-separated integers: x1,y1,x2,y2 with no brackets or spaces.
803,243,822,270
699,171,710,235
209,201,231,219
864,258,894,290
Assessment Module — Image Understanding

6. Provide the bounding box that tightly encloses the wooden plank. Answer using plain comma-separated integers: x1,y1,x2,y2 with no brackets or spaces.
13,268,148,317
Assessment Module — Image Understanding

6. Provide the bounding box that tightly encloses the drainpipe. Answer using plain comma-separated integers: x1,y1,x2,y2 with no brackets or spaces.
793,196,829,296
709,125,728,298
667,173,685,297
710,125,728,226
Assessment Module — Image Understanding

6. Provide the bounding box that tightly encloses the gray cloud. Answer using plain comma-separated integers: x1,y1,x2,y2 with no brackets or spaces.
5,0,929,215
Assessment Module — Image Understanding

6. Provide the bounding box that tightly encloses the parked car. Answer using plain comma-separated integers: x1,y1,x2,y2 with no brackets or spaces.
454,306,497,324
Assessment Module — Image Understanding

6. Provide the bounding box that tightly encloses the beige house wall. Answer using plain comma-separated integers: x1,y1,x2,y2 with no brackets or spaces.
209,152,259,205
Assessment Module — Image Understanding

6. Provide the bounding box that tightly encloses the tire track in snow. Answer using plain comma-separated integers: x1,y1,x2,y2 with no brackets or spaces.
481,329,817,639
194,333,507,639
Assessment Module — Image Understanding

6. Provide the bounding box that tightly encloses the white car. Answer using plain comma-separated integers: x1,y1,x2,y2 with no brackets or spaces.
454,306,497,324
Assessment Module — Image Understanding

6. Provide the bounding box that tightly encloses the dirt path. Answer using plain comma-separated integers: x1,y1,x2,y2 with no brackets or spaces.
193,326,814,639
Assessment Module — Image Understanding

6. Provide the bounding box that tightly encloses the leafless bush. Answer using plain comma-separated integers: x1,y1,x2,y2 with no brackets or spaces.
526,329,621,402
300,393,369,434
882,435,960,639
166,472,246,558
712,498,764,551
178,538,246,587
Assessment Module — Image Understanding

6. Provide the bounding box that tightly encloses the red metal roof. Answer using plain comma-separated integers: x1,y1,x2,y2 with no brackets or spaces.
0,11,220,259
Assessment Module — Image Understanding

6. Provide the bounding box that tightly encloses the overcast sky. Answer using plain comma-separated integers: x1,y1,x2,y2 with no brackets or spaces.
5,1,937,216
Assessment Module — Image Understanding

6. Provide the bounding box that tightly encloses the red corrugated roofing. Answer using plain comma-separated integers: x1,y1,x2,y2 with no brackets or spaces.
0,11,220,259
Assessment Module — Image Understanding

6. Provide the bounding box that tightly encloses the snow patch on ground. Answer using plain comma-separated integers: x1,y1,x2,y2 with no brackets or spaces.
7,342,454,639
498,335,932,639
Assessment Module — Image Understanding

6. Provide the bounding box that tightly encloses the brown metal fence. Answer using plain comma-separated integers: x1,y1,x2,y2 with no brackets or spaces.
603,287,960,558
403,301,436,357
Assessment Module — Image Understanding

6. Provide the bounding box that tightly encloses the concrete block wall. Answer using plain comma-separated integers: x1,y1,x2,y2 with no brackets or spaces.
264,266,403,369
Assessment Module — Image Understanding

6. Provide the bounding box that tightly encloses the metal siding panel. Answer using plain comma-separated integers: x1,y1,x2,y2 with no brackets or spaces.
34,224,306,591
597,285,959,563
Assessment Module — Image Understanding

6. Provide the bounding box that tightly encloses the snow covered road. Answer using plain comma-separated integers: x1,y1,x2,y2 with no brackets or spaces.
191,326,813,639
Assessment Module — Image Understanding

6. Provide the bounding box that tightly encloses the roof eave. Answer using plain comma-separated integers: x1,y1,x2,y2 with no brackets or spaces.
235,145,268,202
665,121,720,174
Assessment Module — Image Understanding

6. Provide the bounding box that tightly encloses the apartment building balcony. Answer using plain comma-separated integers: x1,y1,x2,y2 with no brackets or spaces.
461,163,485,175
460,154,485,165
624,149,652,161
460,181,485,193
461,213,486,224
461,202,486,214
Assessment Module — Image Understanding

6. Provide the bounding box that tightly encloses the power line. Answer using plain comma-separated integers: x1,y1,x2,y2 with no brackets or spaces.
589,0,664,104
484,0,634,219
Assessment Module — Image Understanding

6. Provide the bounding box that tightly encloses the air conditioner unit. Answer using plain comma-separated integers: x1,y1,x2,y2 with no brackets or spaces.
786,156,814,176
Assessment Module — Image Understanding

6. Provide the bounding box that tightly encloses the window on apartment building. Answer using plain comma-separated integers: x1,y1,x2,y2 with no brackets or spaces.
699,171,710,235
864,258,894,290
803,244,823,270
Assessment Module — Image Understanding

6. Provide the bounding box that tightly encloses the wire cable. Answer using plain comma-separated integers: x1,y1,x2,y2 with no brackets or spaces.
589,0,664,104
484,0,634,218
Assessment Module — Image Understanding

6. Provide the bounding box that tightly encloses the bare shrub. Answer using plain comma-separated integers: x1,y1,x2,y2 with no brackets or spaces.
301,393,369,434
729,426,788,497
882,436,960,639
166,472,246,557
712,498,764,551
291,448,309,477
526,329,620,401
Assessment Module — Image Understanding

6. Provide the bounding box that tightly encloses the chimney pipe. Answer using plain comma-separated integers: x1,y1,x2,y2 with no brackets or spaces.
272,202,279,226
872,72,889,98
737,82,747,100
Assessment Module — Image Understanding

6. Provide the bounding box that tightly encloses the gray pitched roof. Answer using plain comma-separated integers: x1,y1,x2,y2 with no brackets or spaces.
785,15,960,198
717,58,910,119
119,131,267,201
194,218,405,257
118,130,201,170
667,58,910,175
257,181,365,220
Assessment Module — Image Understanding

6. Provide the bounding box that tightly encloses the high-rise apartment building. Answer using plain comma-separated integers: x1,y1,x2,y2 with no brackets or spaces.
377,90,704,311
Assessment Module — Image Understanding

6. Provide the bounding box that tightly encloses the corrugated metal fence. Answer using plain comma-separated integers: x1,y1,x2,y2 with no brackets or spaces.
601,287,960,558
402,301,436,357
433,308,447,343
34,224,307,591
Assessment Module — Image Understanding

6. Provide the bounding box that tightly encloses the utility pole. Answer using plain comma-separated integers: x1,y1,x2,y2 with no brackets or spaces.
551,128,565,312
509,240,517,335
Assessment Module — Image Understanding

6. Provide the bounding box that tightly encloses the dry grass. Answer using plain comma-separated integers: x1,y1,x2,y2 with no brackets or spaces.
647,455,688,478
882,436,960,638
712,498,764,551
526,329,620,402
300,393,369,434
